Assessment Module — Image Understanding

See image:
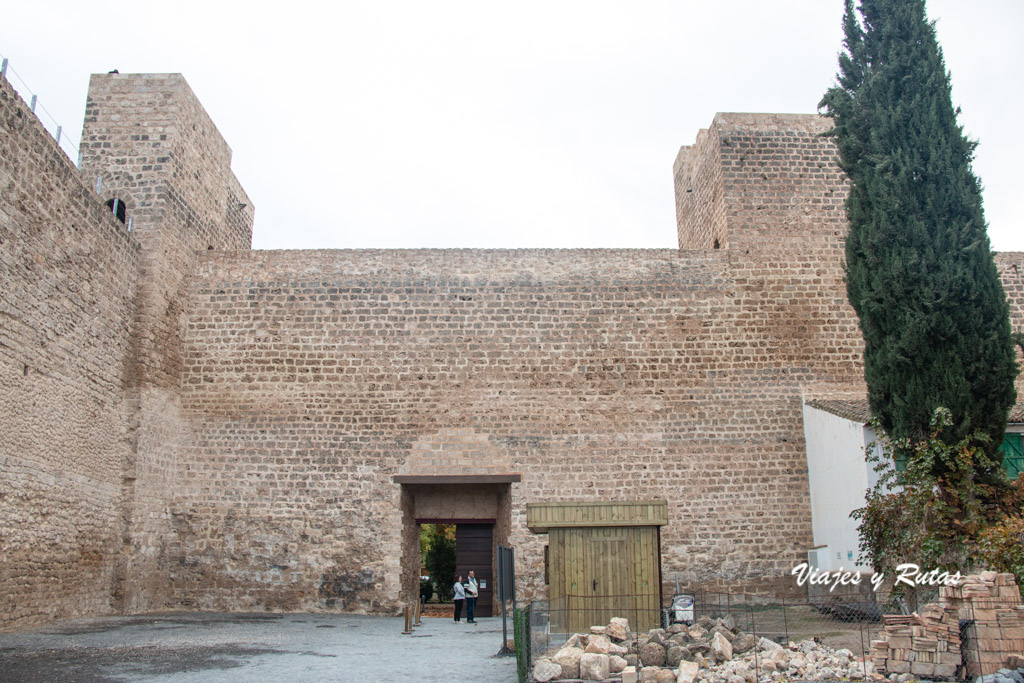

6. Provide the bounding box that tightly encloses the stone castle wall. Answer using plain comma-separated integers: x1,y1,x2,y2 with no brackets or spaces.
1,71,254,631
168,151,864,612
0,75,141,627
2,71,1021,629
995,253,1024,398
77,73,255,616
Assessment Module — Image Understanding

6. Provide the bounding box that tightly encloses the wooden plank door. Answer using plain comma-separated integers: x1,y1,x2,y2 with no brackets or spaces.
584,534,631,630
455,523,493,617
548,525,662,633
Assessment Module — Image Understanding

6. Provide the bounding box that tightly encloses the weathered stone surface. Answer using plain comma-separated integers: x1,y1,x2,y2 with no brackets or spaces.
669,633,692,646
712,631,734,662
609,618,630,641
677,659,700,683
13,63,1024,642
610,655,628,673
688,625,708,640
639,668,659,683
648,629,668,646
585,635,611,654
553,646,584,679
656,669,678,683
732,633,757,655
580,653,610,681
758,636,783,652
641,642,668,667
532,659,562,682
711,625,735,642
621,665,638,683
666,644,691,667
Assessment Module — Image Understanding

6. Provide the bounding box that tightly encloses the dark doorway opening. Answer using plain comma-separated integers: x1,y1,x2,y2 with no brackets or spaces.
396,475,519,616
417,518,496,617
456,523,494,617
106,198,127,224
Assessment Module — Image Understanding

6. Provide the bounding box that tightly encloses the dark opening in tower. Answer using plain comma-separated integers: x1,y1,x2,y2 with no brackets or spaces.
106,198,127,225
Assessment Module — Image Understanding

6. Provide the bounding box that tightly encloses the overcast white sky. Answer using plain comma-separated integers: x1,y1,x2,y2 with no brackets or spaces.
2,1,1022,251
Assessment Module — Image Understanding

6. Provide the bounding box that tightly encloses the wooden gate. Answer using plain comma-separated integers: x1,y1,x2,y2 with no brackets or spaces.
527,501,666,633
455,523,494,617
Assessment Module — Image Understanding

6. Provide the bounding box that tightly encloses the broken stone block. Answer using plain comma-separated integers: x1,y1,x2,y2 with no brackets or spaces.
532,659,562,683
656,669,678,683
712,631,734,662
580,652,610,681
585,635,611,654
711,625,735,643
606,618,630,643
640,642,667,667
677,659,700,683
666,644,690,667
732,633,757,655
553,645,583,679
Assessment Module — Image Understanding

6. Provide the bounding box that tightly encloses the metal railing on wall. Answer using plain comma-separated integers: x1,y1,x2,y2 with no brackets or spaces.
1,52,81,166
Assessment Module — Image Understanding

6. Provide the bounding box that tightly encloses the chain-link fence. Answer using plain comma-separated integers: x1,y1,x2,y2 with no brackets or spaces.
513,587,957,683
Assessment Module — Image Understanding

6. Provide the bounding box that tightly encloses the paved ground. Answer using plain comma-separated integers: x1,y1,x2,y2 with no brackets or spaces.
0,612,518,682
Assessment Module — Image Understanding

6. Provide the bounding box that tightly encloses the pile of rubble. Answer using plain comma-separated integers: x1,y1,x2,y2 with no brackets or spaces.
531,615,877,683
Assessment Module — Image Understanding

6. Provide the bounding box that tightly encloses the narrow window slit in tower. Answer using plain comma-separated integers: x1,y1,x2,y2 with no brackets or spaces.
106,198,127,225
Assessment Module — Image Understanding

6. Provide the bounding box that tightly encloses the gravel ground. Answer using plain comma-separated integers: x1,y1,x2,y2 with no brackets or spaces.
0,612,517,682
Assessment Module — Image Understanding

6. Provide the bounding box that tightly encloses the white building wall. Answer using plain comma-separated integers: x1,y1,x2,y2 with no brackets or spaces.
802,403,875,573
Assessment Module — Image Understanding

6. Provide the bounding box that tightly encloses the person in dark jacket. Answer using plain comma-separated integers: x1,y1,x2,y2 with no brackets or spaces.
465,570,479,624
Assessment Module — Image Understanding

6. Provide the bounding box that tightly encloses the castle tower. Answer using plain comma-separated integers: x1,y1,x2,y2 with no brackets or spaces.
79,73,253,387
673,113,845,255
77,73,254,611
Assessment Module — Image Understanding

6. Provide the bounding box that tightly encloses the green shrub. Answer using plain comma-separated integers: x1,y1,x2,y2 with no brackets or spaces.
419,578,434,604
514,605,531,683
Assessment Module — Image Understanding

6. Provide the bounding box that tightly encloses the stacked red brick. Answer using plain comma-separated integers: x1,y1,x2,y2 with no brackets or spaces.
870,603,961,679
870,573,1024,680
946,572,1024,677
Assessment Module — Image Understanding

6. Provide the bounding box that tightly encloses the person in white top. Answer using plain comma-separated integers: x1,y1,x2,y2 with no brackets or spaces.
465,570,479,624
452,574,466,622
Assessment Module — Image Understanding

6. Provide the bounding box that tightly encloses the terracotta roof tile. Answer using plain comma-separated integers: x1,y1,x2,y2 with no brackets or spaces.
805,397,1024,425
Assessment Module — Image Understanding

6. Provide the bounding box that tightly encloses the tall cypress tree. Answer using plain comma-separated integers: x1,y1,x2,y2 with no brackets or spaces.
820,0,1017,471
